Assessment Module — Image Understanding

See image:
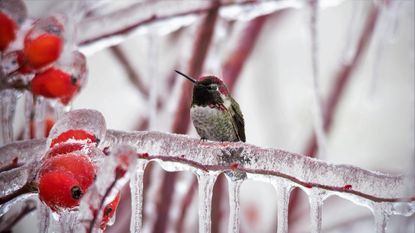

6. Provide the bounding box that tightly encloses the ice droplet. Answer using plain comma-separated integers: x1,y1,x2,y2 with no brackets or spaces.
129,160,147,233
47,109,106,148
196,171,219,233
226,177,243,233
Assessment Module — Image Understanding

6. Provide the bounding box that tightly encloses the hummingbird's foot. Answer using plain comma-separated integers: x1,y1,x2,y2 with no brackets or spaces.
199,137,207,142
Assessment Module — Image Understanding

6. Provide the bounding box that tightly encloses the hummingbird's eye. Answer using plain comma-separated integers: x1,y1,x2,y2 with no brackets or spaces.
208,84,218,91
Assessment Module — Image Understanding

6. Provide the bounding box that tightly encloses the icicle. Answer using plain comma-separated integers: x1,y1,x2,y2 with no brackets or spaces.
130,160,147,233
0,90,17,145
38,201,50,233
34,97,46,139
372,203,391,233
142,165,165,233
308,189,324,233
226,177,243,233
59,211,79,233
23,91,34,140
308,0,327,159
196,171,219,233
271,180,293,233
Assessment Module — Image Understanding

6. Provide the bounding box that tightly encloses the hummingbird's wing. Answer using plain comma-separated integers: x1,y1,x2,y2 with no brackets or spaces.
229,96,246,142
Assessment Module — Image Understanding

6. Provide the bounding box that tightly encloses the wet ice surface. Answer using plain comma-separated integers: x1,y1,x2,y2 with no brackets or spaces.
46,109,106,148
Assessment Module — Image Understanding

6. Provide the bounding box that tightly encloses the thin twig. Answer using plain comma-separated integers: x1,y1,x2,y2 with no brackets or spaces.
110,45,149,97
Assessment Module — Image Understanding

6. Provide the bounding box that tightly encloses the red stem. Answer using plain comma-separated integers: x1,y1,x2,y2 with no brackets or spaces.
110,45,149,97
289,1,381,225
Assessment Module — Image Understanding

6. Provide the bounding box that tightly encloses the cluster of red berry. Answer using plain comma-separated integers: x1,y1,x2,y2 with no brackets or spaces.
37,129,120,230
1,9,86,104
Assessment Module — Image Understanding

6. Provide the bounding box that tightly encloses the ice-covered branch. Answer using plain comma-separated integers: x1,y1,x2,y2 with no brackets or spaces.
102,130,415,206
78,0,300,52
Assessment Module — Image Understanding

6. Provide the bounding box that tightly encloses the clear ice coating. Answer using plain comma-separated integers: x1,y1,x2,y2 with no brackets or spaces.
0,0,27,25
103,130,414,201
46,109,107,148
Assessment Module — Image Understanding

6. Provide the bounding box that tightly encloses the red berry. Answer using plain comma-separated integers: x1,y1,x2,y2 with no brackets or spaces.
39,154,96,190
100,192,121,230
0,11,16,51
50,129,96,147
46,143,85,158
38,171,83,211
31,68,79,104
23,32,62,69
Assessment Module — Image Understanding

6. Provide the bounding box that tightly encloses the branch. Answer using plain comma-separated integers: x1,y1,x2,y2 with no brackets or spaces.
110,45,149,97
78,0,265,49
102,130,415,204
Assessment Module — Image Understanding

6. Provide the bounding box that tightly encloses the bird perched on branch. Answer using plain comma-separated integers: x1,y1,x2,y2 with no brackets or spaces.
175,70,245,142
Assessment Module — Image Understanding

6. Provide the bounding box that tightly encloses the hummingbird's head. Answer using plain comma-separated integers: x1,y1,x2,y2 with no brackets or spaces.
175,70,229,106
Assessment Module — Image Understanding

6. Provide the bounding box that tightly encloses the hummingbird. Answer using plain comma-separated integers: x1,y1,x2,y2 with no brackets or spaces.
175,70,245,142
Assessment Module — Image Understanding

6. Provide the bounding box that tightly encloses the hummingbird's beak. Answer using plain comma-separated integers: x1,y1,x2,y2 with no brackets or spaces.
175,70,196,84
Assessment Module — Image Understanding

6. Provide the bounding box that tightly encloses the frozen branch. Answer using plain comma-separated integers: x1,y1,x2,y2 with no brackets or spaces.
101,130,414,205
78,0,289,51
